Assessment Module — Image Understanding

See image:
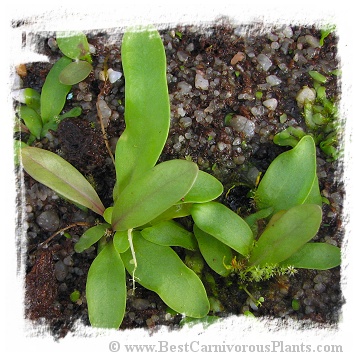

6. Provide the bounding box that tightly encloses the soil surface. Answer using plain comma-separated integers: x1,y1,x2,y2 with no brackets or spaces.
15,19,344,339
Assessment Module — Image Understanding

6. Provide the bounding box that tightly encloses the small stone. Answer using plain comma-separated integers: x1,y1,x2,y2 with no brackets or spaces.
36,210,60,232
195,73,209,90
132,298,151,311
227,115,255,138
256,53,273,71
231,52,245,65
263,98,278,111
296,86,316,108
266,75,282,86
177,50,189,62
54,260,69,282
107,68,122,83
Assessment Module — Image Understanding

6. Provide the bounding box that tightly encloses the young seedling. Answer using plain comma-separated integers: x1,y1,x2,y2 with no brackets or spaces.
14,31,92,143
273,57,342,162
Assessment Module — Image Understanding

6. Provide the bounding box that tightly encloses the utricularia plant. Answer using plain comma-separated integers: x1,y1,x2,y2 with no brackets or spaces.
19,26,340,329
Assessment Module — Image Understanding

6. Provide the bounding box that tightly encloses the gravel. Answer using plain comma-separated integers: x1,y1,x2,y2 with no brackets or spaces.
17,21,343,338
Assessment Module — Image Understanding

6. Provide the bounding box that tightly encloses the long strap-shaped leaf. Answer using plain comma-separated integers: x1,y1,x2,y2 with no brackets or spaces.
121,231,209,318
21,146,105,215
40,56,72,123
112,159,198,231
191,201,254,257
86,242,126,328
248,204,322,266
114,26,170,197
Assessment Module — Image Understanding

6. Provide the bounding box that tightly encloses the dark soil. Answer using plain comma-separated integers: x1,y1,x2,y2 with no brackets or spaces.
16,20,344,339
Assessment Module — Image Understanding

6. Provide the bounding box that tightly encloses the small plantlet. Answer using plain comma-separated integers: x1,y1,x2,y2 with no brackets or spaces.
273,46,342,162
14,31,93,143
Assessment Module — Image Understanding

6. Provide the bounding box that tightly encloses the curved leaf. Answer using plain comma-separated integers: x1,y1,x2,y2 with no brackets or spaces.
113,231,130,253
18,105,42,139
114,27,170,196
21,146,105,215
141,220,198,250
59,60,92,85
193,225,233,277
180,170,223,203
74,223,110,253
149,203,193,225
40,56,72,123
121,232,209,318
191,202,254,257
255,135,322,213
280,242,341,270
112,160,198,231
86,242,126,328
248,204,322,266
56,31,92,62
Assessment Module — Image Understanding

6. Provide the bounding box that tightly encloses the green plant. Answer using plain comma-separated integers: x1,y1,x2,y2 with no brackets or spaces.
21,26,222,328
20,27,341,329
189,136,340,287
273,63,341,161
14,31,93,143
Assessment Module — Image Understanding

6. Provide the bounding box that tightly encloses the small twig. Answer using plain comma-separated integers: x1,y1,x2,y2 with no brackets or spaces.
39,221,92,248
96,73,115,165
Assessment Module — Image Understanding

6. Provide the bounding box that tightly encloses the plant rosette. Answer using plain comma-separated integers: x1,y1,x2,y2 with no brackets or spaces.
20,27,341,329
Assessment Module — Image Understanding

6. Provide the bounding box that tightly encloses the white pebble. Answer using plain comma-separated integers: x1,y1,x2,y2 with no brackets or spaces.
296,86,316,108
263,98,278,111
271,41,280,50
177,107,186,117
256,54,272,71
266,75,282,86
228,115,255,138
107,68,122,83
89,44,96,54
217,142,227,151
283,26,293,38
179,117,192,127
177,81,192,94
195,73,209,90
305,35,320,48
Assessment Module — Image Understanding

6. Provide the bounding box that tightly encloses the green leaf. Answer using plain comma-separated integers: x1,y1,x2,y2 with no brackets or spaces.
280,243,341,270
121,232,209,318
40,56,72,123
193,225,233,277
74,223,110,253
58,106,82,120
191,202,254,257
56,31,92,62
86,242,126,328
59,61,92,85
114,27,170,196
18,105,42,139
248,204,322,266
141,220,198,250
21,146,105,215
20,88,41,111
113,231,130,253
180,170,223,203
255,135,321,213
149,203,193,225
112,160,198,231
